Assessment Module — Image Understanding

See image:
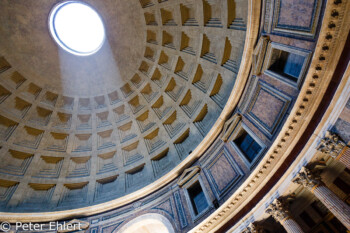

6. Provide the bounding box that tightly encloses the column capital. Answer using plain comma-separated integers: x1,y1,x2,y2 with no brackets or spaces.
317,131,346,158
242,223,265,233
293,167,323,190
265,198,290,223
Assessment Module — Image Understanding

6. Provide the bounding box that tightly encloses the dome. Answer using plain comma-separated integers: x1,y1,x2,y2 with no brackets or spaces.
0,0,246,212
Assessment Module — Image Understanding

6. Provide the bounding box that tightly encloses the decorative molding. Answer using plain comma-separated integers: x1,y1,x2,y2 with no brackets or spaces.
226,33,350,233
252,36,269,76
221,113,242,142
151,198,175,220
173,190,188,229
177,166,201,187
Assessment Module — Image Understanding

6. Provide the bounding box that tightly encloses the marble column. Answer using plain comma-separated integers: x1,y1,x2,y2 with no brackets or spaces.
336,147,350,169
293,166,350,230
265,198,304,233
317,131,350,169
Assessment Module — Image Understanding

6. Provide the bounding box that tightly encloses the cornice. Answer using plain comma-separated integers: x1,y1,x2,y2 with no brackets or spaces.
229,46,350,233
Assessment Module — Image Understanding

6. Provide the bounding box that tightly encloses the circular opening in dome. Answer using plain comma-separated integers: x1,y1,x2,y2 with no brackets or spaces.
49,1,105,56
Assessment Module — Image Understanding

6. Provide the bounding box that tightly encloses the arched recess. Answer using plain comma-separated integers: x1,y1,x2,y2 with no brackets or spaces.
116,213,175,233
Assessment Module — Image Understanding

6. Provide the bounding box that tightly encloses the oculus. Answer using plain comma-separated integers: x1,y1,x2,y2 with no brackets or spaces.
49,1,105,56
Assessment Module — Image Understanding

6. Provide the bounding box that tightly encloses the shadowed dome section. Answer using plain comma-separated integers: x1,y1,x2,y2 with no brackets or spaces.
0,0,247,212
49,1,105,56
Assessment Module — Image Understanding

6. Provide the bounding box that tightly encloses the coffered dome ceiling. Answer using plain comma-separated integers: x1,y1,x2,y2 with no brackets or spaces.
0,0,247,211
0,0,144,96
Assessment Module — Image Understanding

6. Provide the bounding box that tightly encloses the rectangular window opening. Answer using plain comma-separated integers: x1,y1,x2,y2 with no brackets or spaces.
269,50,305,83
188,181,208,216
234,130,262,162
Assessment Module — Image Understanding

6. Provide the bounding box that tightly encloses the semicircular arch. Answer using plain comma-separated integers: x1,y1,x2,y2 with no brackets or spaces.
116,213,175,233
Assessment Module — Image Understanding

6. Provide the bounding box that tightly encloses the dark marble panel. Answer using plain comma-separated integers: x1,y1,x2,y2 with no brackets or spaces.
250,88,284,129
208,156,236,191
204,148,243,199
271,0,322,38
278,0,316,28
245,81,291,138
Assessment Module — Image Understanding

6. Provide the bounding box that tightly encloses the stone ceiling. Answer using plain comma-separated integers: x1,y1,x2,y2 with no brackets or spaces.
0,0,247,212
